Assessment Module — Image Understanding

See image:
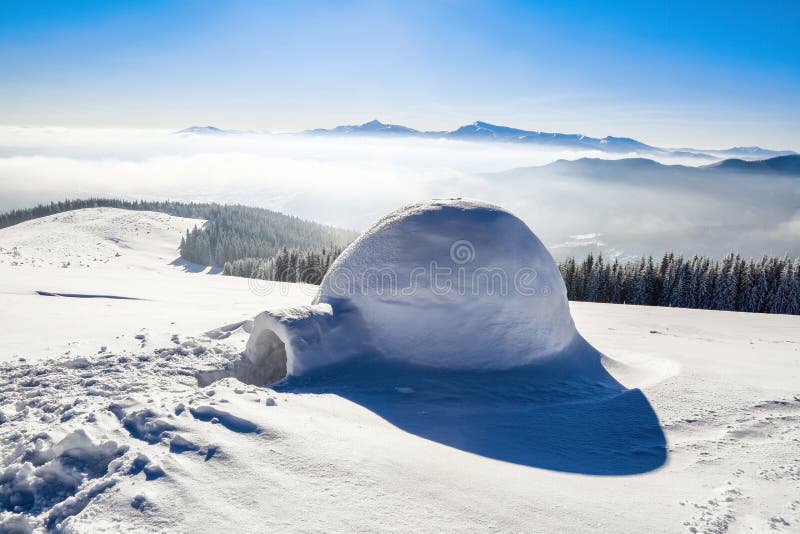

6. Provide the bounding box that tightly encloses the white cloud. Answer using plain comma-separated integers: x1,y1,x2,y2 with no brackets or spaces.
0,127,797,260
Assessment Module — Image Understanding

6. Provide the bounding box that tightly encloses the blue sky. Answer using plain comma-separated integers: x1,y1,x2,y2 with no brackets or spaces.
1,0,798,148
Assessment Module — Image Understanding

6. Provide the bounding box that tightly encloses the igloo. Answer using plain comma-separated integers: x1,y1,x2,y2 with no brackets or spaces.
244,199,578,383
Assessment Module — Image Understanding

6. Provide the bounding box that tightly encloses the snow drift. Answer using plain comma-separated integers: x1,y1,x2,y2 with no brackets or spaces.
245,199,578,381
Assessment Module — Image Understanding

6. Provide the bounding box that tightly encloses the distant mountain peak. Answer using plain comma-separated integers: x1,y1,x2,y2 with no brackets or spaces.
175,125,225,135
305,119,418,136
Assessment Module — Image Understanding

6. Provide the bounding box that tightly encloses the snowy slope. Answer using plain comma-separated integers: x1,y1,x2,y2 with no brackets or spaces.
0,208,313,362
1,208,799,533
0,207,201,271
1,301,798,533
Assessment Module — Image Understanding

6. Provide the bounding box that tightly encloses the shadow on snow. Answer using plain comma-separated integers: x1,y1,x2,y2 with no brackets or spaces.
169,257,223,274
275,336,667,476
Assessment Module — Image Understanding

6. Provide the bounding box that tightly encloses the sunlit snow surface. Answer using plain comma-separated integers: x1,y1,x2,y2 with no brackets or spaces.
0,208,799,532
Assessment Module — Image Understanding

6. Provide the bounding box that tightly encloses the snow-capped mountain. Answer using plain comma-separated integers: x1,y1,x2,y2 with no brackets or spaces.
304,119,421,136
175,125,229,135
174,120,797,159
441,121,657,153
174,125,266,135
303,120,663,153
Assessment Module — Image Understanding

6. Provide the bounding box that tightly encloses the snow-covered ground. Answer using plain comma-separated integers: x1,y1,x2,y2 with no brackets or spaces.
1,208,799,533
0,208,313,363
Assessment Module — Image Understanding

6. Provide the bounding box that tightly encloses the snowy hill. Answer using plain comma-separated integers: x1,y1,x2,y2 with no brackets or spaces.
0,208,311,363
0,207,202,270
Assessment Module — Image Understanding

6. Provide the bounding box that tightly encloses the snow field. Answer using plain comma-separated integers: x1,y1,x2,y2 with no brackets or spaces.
0,208,315,363
1,207,799,532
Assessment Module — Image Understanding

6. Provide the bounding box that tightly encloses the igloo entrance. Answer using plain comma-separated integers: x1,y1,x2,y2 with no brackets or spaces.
236,327,288,385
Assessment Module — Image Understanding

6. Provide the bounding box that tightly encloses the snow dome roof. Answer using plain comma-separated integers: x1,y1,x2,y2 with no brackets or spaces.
245,199,578,381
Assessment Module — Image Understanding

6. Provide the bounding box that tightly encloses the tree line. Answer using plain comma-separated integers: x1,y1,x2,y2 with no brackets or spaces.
222,247,343,285
223,246,800,316
177,205,356,266
558,252,800,315
0,198,216,229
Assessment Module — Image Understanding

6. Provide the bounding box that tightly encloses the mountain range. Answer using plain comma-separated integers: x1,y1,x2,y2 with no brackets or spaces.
498,154,800,181
176,120,796,160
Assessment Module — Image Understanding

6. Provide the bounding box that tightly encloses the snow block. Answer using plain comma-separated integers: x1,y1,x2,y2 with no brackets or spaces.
245,199,577,382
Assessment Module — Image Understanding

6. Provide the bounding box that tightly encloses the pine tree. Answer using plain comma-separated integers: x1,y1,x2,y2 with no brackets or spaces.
555,252,799,316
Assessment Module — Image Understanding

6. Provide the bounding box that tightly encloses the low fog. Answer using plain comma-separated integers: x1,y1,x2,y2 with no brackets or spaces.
0,126,797,260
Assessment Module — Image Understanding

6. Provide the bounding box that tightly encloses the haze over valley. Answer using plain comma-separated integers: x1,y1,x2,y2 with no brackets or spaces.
2,122,798,259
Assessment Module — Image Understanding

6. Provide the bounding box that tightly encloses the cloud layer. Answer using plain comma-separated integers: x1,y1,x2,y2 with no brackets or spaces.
1,127,797,259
